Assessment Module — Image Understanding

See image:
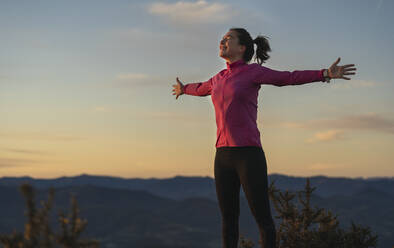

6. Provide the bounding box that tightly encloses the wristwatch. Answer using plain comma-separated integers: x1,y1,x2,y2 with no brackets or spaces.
323,69,331,83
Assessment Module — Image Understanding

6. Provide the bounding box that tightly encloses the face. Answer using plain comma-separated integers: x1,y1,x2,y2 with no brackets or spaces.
219,30,245,60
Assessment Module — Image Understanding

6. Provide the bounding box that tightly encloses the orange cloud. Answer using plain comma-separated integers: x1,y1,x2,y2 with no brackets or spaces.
306,129,345,143
281,112,394,134
0,157,39,168
0,131,83,141
1,148,49,155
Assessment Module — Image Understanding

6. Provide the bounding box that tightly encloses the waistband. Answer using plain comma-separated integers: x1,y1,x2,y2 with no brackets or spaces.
216,146,263,152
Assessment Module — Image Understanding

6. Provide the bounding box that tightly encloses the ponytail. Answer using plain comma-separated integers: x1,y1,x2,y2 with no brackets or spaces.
253,36,271,65
230,27,272,65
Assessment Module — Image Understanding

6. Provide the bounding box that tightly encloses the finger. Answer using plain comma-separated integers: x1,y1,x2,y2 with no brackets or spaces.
333,57,340,66
343,72,355,75
176,77,181,84
344,67,357,71
342,76,351,80
343,64,355,68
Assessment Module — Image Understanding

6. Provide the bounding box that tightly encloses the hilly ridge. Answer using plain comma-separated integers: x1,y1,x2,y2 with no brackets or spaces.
0,174,393,247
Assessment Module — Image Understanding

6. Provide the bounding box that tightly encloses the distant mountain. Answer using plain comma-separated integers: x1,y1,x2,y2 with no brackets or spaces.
269,174,394,198
0,174,393,247
0,184,253,248
0,174,217,201
1,173,393,200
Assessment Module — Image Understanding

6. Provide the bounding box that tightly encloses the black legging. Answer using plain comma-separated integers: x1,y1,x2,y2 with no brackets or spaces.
214,146,276,248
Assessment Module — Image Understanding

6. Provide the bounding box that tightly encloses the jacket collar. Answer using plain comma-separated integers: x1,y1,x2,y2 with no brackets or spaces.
226,59,246,70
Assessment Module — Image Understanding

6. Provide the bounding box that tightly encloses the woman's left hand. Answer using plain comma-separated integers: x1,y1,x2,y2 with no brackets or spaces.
328,57,357,80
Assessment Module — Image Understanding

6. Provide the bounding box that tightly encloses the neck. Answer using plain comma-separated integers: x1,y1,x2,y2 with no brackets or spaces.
225,56,243,64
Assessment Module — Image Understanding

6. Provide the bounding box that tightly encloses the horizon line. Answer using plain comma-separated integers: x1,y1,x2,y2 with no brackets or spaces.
1,173,393,181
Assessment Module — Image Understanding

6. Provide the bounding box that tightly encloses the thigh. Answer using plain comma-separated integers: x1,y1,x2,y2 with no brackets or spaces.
214,149,241,217
236,148,272,219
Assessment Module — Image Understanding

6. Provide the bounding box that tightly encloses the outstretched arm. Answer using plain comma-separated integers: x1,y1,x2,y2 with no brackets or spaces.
254,66,326,87
254,57,357,86
172,77,213,99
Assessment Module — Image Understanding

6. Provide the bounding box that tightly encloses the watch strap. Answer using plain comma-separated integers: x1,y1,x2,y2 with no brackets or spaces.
323,69,331,83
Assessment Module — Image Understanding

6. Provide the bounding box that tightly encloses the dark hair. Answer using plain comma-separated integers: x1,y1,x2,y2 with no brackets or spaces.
229,27,271,65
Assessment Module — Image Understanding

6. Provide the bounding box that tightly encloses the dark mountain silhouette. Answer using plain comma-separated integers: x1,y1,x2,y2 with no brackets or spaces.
0,185,228,248
0,174,393,247
1,173,393,200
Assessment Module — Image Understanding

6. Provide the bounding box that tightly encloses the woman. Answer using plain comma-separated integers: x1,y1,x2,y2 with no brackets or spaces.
171,28,356,248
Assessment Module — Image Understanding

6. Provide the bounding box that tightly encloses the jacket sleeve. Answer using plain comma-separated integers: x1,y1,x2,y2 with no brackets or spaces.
253,64,325,87
183,77,213,96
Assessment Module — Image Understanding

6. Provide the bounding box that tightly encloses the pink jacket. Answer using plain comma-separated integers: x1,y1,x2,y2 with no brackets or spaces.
183,59,326,148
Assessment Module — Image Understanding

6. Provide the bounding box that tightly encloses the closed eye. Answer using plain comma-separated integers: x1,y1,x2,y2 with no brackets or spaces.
221,36,231,43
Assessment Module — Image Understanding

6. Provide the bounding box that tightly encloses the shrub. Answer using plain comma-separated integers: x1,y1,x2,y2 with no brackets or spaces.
0,183,100,248
240,178,378,248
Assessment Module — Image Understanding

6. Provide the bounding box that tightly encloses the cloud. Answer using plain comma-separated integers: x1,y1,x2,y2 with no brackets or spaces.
329,79,379,90
0,158,39,168
1,148,49,155
145,0,274,35
306,129,345,143
0,131,83,141
281,112,394,134
148,0,238,25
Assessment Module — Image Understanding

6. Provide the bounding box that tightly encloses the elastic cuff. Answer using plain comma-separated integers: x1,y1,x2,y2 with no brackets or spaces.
320,69,326,82
182,84,188,95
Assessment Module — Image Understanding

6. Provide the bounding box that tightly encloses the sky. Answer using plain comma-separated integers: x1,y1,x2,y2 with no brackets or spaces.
1,0,393,179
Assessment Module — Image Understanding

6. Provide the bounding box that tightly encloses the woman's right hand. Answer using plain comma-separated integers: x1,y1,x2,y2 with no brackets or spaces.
172,77,185,100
